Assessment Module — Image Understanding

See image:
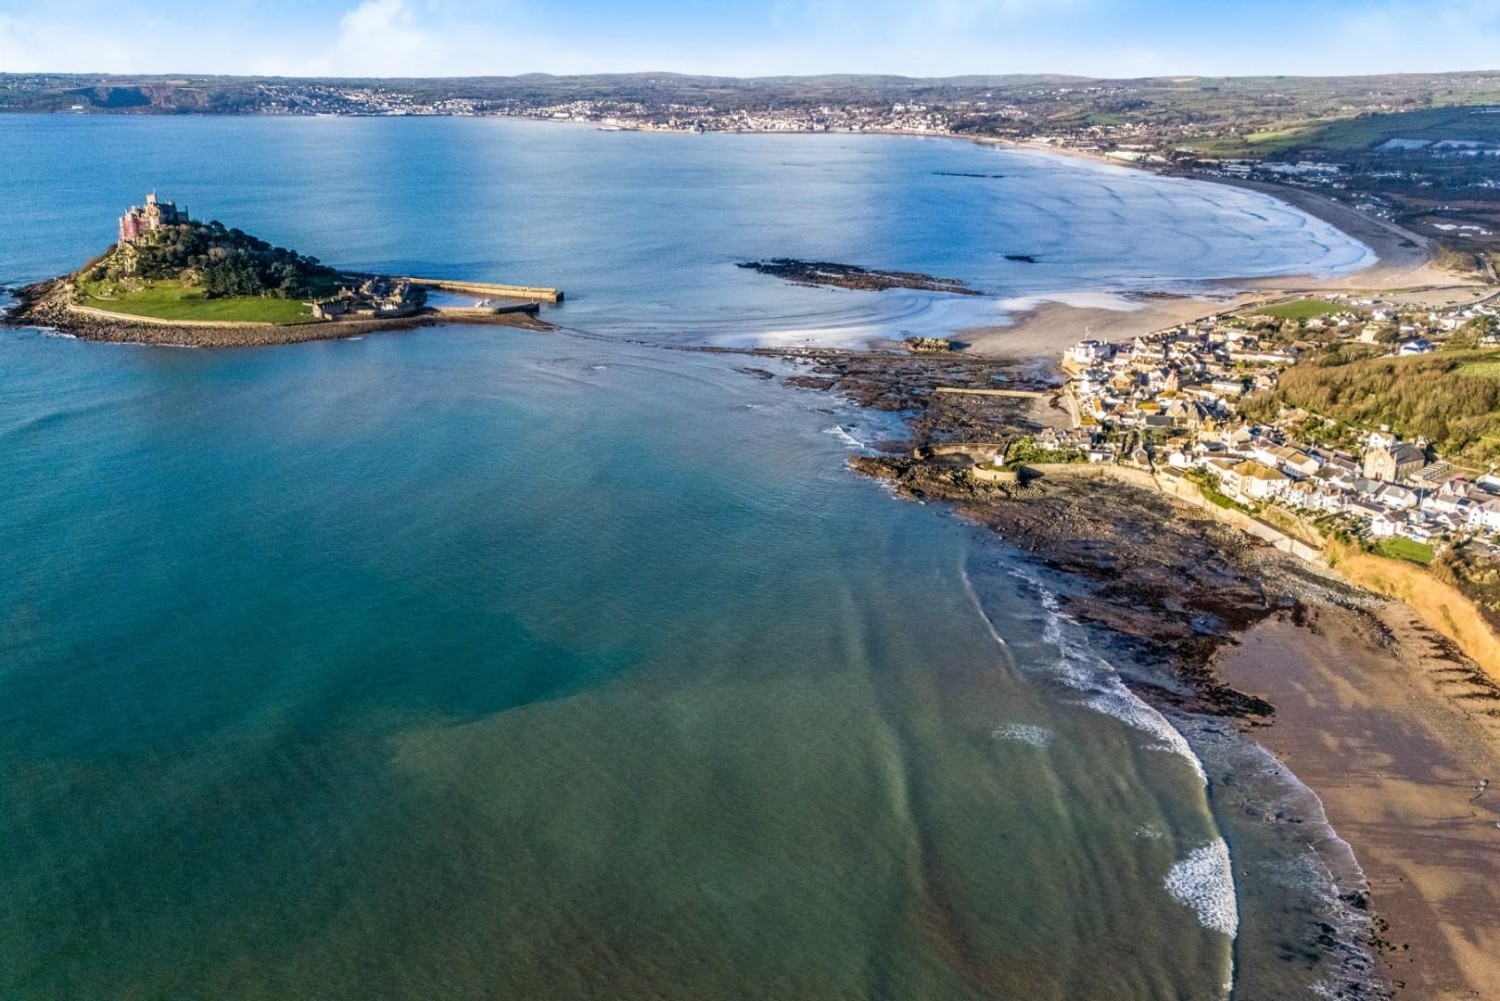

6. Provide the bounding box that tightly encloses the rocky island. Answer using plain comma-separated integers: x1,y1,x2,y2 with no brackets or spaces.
737,258,982,295
3,193,560,347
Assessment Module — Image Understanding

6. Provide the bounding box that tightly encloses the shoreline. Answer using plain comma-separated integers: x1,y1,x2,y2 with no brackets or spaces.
1217,604,1500,999
1,279,553,347
780,346,1500,997
952,140,1489,360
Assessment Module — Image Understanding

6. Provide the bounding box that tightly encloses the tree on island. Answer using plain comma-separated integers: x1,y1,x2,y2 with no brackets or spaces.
89,219,339,300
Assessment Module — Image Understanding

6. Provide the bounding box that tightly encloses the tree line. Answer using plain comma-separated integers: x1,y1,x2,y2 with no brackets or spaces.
93,221,339,300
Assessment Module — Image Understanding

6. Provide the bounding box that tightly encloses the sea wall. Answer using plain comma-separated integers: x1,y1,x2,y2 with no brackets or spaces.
971,466,1019,485
925,442,1009,461
1026,463,1324,563
402,278,563,303
1028,462,1500,682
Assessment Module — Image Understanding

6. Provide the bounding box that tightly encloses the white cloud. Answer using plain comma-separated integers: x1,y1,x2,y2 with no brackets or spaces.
0,0,1494,78
0,12,136,72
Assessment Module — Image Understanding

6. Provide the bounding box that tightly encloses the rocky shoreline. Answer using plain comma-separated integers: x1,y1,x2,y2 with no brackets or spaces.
737,258,983,295
767,345,1500,998
777,349,1324,720
2,278,553,347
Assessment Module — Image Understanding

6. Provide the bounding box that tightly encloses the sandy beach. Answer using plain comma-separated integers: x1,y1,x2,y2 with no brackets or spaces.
838,150,1500,993
1218,604,1500,998
958,155,1488,359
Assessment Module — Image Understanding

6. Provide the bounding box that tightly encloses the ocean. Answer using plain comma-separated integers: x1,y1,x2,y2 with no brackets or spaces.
1,115,1373,998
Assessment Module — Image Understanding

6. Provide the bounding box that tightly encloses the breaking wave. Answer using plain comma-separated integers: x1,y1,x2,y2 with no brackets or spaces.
1019,569,1206,782
1164,840,1239,937
823,425,868,450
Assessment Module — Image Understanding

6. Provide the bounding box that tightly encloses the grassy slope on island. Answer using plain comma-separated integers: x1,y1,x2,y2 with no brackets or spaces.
70,215,341,325
76,278,312,324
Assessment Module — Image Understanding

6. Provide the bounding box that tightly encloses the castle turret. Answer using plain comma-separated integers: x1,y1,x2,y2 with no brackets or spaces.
118,192,186,244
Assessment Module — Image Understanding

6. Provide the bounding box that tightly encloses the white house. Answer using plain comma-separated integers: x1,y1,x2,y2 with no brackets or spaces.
1469,500,1500,532
1222,460,1290,503
1377,484,1420,510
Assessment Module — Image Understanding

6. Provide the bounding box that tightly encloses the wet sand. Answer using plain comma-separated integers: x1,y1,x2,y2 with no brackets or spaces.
957,164,1487,360
1218,605,1500,999
959,293,1252,359
958,167,1500,997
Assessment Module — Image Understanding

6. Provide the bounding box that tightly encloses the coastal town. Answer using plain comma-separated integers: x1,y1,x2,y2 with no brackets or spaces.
1005,291,1500,564
11,49,1500,1001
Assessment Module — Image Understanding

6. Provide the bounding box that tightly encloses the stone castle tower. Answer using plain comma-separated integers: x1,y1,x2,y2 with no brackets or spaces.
118,192,187,245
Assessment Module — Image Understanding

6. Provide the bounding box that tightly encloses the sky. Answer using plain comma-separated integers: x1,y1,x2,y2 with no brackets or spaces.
0,0,1497,79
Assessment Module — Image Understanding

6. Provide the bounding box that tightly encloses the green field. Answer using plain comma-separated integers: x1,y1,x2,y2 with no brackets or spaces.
1376,537,1436,566
1242,122,1325,154
77,279,312,324
1295,106,1500,154
1248,299,1356,321
1183,104,1500,160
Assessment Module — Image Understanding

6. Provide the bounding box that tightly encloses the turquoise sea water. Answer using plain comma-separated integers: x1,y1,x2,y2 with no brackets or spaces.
1,117,1370,998
1,115,1371,347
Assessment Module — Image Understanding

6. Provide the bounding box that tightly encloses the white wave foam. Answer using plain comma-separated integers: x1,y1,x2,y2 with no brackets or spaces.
713,323,885,350
1165,840,1239,938
958,562,1013,656
1016,570,1206,782
824,425,868,450
998,291,1150,316
992,723,1052,747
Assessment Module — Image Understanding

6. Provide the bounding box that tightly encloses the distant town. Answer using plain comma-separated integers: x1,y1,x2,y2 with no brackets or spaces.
5,71,1497,258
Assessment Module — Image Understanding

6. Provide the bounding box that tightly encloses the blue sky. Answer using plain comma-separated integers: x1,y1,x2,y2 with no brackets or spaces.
0,0,1496,78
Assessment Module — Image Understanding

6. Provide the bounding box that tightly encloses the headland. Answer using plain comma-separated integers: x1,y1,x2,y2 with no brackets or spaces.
761,225,1500,991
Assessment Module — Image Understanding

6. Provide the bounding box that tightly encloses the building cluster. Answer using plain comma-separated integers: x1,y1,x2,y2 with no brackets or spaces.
310,278,424,320
1049,296,1500,548
527,100,960,134
118,192,188,245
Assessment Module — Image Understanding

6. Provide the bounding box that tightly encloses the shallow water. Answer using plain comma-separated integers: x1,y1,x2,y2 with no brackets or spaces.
0,117,1371,998
1,115,1371,348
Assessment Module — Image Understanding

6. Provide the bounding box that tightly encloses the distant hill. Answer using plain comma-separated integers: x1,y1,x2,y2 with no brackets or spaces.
3,70,1497,121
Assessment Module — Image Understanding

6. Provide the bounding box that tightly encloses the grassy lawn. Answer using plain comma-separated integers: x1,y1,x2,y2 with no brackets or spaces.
1003,438,1084,467
78,279,311,325
1376,537,1436,566
1249,299,1355,321
1457,356,1500,379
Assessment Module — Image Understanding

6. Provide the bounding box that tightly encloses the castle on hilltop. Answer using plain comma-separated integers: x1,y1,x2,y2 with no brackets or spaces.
118,192,187,245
